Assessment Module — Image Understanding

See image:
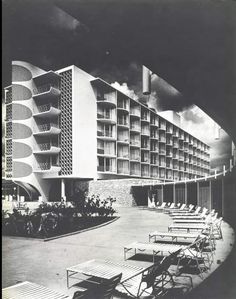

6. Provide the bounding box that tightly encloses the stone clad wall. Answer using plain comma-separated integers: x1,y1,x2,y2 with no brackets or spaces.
76,179,161,207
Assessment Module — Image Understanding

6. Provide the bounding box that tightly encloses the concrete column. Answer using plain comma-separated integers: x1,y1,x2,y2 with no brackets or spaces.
16,185,20,202
197,182,200,206
222,178,225,217
61,179,66,202
185,183,187,205
209,180,212,210
173,184,176,204
161,185,164,204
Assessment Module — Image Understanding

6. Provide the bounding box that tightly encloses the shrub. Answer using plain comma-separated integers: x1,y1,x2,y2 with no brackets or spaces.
2,194,116,238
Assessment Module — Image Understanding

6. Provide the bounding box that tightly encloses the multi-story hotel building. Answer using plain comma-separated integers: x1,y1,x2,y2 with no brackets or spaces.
4,61,210,201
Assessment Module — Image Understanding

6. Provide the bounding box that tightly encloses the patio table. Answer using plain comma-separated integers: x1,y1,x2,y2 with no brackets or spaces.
2,281,69,299
66,259,153,289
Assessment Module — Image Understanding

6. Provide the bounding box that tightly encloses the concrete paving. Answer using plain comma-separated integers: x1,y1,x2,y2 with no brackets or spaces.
2,207,235,298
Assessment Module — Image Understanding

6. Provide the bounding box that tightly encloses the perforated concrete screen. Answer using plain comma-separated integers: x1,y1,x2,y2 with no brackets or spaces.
59,70,73,175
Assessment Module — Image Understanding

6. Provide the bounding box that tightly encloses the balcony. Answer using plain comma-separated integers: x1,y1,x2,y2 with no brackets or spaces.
159,137,166,143
97,113,116,124
97,130,116,140
159,162,166,168
173,165,179,170
130,156,140,162
117,137,129,144
141,145,150,151
166,140,173,146
166,164,173,169
33,123,61,136
117,119,129,128
33,104,61,119
173,142,179,148
150,134,158,140
97,165,116,173
33,143,60,155
150,121,158,127
159,124,166,131
150,147,158,152
130,108,140,118
117,167,129,175
166,127,173,134
141,115,149,123
97,95,116,108
184,147,189,152
166,151,173,157
117,103,129,113
173,155,178,160
179,155,184,161
130,169,141,176
33,84,61,101
34,162,61,173
97,148,116,157
117,154,129,160
159,149,166,155
141,130,150,136
130,140,140,147
130,125,141,133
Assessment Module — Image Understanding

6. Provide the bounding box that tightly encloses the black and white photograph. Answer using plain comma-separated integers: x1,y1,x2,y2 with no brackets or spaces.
2,1,236,298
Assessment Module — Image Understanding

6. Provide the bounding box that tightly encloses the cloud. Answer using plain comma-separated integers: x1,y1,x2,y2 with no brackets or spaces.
111,82,138,100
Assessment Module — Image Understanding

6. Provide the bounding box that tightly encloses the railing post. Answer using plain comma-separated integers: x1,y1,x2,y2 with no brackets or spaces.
223,165,226,176
230,159,233,172
214,169,217,179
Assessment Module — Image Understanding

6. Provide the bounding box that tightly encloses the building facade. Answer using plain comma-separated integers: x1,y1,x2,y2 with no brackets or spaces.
4,61,210,201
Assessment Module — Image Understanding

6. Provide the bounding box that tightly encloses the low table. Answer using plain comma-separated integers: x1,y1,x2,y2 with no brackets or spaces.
2,281,69,299
66,259,152,289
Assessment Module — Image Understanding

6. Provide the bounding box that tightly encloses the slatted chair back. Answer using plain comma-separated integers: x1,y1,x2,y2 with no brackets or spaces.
142,249,181,289
189,235,207,253
180,204,186,210
194,206,201,214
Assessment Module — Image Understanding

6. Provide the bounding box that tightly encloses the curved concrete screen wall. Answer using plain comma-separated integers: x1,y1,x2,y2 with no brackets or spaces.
12,103,32,120
12,84,32,101
13,161,32,178
12,142,32,159
12,65,32,81
12,123,32,139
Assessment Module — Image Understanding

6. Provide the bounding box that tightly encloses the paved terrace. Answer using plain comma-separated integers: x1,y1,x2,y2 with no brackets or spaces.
2,207,235,298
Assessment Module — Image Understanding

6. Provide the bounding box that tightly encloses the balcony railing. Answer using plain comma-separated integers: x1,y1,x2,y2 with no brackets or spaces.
159,150,166,155
130,125,141,131
141,130,150,136
38,142,58,151
159,162,166,167
118,154,129,159
117,167,129,174
37,123,59,132
35,162,60,171
97,148,115,156
159,137,166,143
130,156,140,161
97,113,115,121
151,147,158,152
97,165,116,172
97,131,115,138
130,140,140,147
97,95,116,107
130,108,140,116
117,119,129,126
